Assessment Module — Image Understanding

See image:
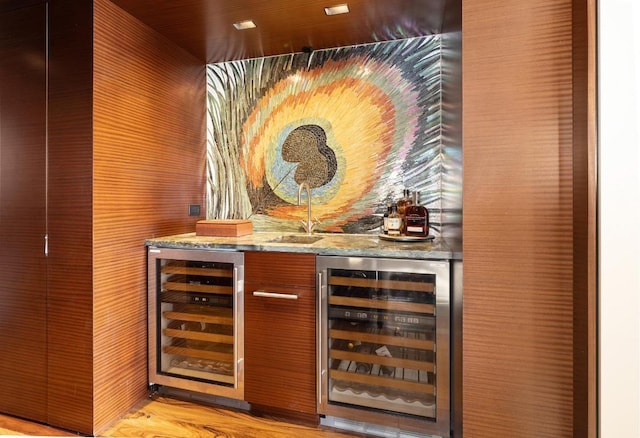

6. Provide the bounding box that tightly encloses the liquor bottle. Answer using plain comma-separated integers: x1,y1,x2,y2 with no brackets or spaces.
405,191,429,237
396,189,413,234
382,203,392,235
396,189,413,216
387,203,402,236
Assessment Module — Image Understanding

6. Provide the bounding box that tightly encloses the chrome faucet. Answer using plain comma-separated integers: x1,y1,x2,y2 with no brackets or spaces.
297,182,317,235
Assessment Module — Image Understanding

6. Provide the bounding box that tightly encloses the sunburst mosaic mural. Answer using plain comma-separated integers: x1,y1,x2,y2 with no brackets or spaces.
206,36,443,234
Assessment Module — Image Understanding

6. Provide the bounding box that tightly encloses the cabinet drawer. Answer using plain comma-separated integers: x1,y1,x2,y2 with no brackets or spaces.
244,282,315,366
245,251,315,287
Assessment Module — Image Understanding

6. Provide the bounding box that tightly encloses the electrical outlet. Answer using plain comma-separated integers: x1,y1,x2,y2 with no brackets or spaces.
188,204,201,217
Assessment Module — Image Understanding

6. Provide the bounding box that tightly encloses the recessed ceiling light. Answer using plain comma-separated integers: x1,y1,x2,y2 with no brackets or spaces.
233,20,256,30
324,4,349,16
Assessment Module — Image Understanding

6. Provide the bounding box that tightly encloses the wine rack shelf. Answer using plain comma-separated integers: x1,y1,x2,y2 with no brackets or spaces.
328,295,435,314
328,275,435,293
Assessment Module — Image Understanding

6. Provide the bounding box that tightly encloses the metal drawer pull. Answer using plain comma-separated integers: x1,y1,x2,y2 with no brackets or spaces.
252,290,299,300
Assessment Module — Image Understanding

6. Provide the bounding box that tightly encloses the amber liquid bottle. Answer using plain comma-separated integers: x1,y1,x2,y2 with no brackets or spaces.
405,192,429,237
396,189,413,235
396,189,413,216
387,203,402,236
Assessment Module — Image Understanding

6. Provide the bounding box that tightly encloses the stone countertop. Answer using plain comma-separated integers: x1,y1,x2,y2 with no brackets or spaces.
146,231,462,261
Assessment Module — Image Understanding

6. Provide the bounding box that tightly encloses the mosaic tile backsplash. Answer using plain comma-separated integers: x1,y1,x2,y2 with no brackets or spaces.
206,36,447,235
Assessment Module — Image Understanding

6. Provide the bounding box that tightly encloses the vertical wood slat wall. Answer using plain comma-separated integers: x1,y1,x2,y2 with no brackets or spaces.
46,0,206,434
92,0,206,433
462,0,590,436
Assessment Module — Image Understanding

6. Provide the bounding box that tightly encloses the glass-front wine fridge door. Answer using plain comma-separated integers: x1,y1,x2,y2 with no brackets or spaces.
317,256,450,432
148,247,244,399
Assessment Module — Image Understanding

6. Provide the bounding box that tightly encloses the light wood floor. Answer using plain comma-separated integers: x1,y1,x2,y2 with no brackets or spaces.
0,415,72,437
0,395,365,437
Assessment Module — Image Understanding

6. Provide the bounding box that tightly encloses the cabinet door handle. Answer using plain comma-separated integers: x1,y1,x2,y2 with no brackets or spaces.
317,272,323,406
233,267,240,389
252,290,298,300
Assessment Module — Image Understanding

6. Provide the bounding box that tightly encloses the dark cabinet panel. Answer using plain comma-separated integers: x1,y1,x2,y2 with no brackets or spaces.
0,1,47,422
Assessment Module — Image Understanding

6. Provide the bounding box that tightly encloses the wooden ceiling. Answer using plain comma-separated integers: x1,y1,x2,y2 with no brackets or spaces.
109,0,461,63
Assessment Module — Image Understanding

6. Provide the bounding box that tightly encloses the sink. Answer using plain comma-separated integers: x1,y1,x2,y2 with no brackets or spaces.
268,235,324,244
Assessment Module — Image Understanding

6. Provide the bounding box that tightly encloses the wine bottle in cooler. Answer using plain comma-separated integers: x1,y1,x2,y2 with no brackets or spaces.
355,343,373,373
376,326,398,376
348,341,372,374
375,344,395,376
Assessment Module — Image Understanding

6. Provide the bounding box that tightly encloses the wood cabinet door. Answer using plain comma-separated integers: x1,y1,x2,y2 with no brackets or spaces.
244,252,317,421
462,0,589,435
0,1,48,423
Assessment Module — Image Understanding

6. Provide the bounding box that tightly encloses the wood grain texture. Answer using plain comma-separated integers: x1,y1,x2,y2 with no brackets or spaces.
103,395,359,437
245,282,317,421
244,251,316,287
46,0,95,433
1,396,360,437
0,413,74,437
107,0,454,63
571,0,597,436
244,252,317,422
0,2,47,423
462,0,576,436
92,0,206,434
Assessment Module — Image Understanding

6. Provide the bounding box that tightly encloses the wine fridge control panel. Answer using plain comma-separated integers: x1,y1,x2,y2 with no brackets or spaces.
317,256,450,437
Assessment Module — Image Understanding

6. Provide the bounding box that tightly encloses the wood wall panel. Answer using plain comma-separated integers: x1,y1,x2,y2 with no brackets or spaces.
0,1,47,422
92,0,206,433
462,1,576,436
47,0,95,433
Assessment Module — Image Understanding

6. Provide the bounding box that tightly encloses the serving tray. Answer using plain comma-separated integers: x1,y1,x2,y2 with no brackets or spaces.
378,234,435,242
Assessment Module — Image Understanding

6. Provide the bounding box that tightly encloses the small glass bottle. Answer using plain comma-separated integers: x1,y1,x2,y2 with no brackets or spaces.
405,192,429,237
382,203,392,235
387,203,402,236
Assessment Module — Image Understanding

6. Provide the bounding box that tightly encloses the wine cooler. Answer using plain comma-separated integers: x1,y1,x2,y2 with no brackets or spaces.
317,256,451,437
147,247,244,400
